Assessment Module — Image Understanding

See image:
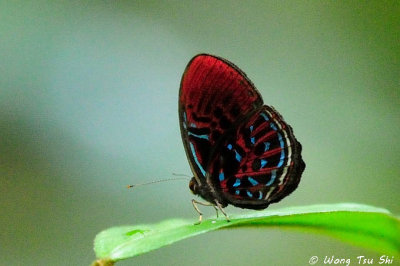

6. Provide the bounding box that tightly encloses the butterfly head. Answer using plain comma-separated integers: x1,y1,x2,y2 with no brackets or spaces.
189,177,199,195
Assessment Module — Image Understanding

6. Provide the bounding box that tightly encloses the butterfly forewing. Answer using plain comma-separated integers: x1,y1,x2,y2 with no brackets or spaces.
179,54,263,182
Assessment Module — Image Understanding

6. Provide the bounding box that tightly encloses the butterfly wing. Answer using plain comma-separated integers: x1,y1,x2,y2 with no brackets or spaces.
179,54,263,184
207,105,305,209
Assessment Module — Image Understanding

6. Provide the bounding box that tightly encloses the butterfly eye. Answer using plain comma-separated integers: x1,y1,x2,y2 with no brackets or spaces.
189,178,197,194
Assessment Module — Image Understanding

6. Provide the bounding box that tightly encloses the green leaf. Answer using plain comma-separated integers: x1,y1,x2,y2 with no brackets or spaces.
93,203,400,264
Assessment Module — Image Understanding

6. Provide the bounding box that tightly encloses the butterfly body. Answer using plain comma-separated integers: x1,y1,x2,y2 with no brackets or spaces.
179,54,305,216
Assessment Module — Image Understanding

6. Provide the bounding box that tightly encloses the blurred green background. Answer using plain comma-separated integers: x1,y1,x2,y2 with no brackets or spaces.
1,1,399,265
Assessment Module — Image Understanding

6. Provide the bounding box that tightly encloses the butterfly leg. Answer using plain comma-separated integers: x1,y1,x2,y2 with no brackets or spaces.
192,199,218,224
213,205,219,218
214,200,230,222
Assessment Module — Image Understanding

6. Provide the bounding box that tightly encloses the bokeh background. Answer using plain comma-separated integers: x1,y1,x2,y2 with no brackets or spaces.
1,1,399,265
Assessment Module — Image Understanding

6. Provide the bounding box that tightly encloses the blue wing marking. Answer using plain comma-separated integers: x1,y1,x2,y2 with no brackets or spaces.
248,177,258,185
264,142,270,151
258,191,263,200
219,172,225,181
261,159,267,168
246,190,253,198
277,132,285,167
233,179,241,187
266,170,277,186
235,150,242,162
189,142,206,177
188,132,209,140
226,144,242,162
261,113,269,121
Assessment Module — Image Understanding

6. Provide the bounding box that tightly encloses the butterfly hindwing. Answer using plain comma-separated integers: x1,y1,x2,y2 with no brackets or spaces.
179,54,263,182
208,106,305,209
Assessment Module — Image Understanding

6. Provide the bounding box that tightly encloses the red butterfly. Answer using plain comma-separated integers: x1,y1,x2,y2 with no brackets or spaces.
179,54,305,223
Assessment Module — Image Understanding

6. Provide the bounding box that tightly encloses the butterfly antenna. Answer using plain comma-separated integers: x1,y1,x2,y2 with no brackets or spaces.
127,177,190,189
172,172,191,178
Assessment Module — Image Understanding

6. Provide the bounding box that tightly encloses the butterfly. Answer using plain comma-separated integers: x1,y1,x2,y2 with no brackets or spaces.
179,54,305,223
